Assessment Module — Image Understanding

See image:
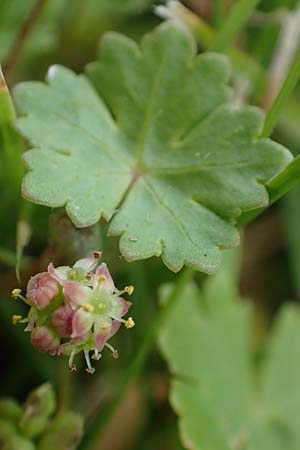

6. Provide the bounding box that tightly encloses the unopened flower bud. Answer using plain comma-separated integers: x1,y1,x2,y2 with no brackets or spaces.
31,326,59,353
27,272,59,310
52,304,74,338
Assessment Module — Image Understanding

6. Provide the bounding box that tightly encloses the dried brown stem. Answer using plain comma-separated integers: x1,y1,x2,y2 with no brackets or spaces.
3,0,48,81
0,66,8,91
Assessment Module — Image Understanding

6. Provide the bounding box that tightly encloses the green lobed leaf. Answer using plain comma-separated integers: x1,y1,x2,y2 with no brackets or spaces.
14,22,292,273
159,271,300,450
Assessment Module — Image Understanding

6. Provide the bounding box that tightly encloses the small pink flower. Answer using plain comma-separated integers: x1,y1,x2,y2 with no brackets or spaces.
13,251,134,374
48,251,101,285
63,263,132,348
31,326,60,353
27,272,59,310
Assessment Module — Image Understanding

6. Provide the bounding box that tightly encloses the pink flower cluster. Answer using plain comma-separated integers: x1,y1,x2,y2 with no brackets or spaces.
12,252,135,373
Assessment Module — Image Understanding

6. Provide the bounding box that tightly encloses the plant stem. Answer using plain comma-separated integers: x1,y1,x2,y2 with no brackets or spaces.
237,156,300,226
210,0,261,52
237,49,300,226
3,0,48,80
78,267,194,450
262,52,300,137
266,155,300,204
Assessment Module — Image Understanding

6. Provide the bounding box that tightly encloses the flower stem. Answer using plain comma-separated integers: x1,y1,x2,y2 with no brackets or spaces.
78,266,194,450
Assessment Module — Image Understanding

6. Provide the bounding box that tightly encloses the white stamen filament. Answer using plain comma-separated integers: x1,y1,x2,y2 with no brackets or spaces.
105,342,118,358
69,349,77,372
84,349,95,374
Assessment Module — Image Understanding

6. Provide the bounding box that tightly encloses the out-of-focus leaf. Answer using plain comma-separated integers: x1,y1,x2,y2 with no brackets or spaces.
159,270,300,450
37,411,83,450
0,419,35,450
20,383,56,439
0,399,22,424
14,23,292,273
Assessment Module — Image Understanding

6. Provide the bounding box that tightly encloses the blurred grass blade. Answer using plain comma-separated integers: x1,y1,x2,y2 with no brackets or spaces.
281,186,300,299
210,0,261,52
0,248,17,268
262,53,300,137
212,0,226,28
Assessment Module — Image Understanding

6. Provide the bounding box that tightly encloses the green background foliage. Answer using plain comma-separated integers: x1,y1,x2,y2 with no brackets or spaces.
160,268,300,450
1,1,300,450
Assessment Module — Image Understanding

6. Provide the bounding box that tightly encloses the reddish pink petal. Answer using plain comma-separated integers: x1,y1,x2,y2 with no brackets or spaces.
110,298,132,319
94,263,115,293
94,319,121,351
73,251,101,272
94,333,107,352
47,263,63,284
26,272,59,310
71,309,94,338
63,281,91,308
52,304,74,337
110,320,121,338
71,332,89,345
119,298,132,317
31,326,60,353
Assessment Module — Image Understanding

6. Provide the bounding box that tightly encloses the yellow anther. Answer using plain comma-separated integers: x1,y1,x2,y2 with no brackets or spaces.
83,304,94,312
99,275,106,285
125,285,134,296
100,321,110,330
11,288,21,299
69,269,77,279
12,315,22,325
125,317,135,329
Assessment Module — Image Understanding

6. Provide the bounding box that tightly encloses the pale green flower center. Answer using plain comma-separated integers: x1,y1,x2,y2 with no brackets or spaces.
91,294,112,315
